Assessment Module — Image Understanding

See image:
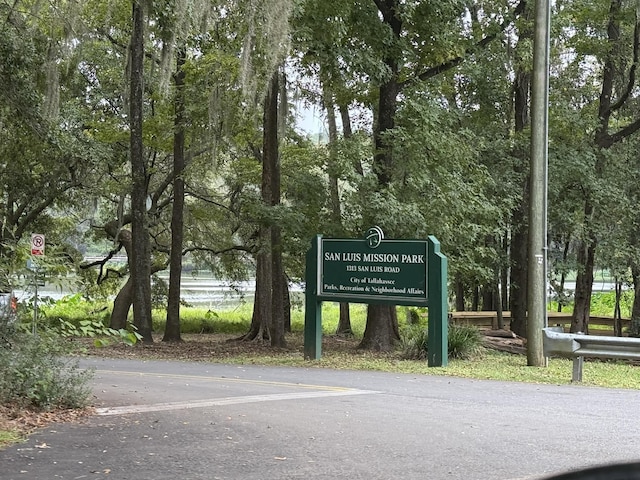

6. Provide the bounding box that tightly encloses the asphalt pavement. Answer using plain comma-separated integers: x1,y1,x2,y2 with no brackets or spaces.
1,357,640,480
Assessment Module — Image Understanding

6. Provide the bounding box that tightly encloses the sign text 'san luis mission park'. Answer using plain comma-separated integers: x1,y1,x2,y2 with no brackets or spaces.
319,238,428,304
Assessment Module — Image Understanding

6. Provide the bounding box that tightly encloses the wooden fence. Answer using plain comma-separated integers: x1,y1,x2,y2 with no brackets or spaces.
449,311,630,333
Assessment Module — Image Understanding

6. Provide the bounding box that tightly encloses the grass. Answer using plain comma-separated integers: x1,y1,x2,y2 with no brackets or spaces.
37,295,640,392
168,335,639,390
0,430,21,449
167,302,369,336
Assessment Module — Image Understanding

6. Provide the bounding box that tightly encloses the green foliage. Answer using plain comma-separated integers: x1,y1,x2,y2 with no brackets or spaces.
400,325,430,360
151,275,169,309
0,326,93,410
401,323,484,360
447,324,484,360
57,318,141,347
0,429,22,448
147,305,250,335
549,290,634,318
590,291,634,318
41,294,141,346
76,267,123,302
41,294,110,325
144,302,369,337
172,308,251,335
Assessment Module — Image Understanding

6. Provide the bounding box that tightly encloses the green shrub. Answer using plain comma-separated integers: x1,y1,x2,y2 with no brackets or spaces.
151,275,169,309
0,329,93,410
164,307,252,334
400,323,484,360
57,318,142,347
590,291,633,318
400,325,429,360
447,324,484,359
41,293,111,328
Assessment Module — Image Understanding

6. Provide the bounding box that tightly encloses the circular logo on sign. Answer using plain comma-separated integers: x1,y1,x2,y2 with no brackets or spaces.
365,226,384,249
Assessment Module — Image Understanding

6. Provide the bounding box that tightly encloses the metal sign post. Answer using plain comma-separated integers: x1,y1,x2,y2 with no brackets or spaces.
29,233,45,335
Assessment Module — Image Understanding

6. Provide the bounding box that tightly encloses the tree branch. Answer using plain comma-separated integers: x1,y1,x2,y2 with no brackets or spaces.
80,242,125,284
402,0,526,88
184,186,236,213
182,245,253,256
607,116,640,147
607,5,640,113
98,28,161,65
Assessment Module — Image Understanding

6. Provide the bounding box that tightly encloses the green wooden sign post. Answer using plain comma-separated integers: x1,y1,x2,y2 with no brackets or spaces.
304,228,448,367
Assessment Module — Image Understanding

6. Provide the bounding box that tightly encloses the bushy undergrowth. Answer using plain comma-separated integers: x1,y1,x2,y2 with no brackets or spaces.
41,294,111,328
447,323,484,359
0,320,93,411
149,302,369,336
400,326,429,360
548,291,634,318
159,307,254,335
401,324,484,360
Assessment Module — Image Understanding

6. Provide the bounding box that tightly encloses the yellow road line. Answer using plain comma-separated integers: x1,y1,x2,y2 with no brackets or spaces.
94,369,355,392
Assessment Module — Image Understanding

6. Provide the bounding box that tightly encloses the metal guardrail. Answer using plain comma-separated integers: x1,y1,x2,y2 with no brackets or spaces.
542,327,640,382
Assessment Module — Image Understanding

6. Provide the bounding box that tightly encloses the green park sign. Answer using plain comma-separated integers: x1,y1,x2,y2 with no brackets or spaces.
319,237,428,305
304,227,448,367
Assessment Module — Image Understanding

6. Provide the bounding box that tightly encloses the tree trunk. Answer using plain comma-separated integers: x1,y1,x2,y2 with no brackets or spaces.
472,287,480,311
501,234,509,311
495,281,504,330
360,0,402,350
454,277,465,311
243,248,271,341
268,71,285,348
324,88,341,229
336,303,353,336
359,304,399,351
570,0,638,334
481,285,493,311
324,84,353,336
283,273,291,333
614,279,622,337
109,229,133,329
111,277,133,329
509,6,532,337
245,71,284,345
630,264,640,336
270,229,285,347
242,258,268,341
557,238,570,312
510,224,528,336
163,48,186,343
571,226,596,333
338,102,362,176
129,0,153,343
374,69,399,187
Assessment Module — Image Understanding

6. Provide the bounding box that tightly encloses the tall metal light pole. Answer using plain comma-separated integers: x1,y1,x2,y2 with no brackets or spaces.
527,0,551,366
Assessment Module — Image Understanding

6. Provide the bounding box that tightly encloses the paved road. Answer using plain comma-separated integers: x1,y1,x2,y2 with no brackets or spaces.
1,358,639,480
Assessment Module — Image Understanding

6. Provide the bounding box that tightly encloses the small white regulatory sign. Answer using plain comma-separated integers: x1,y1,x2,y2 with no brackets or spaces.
31,233,45,256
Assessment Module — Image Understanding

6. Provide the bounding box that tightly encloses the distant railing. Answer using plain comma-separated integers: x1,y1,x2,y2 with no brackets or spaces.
448,311,629,333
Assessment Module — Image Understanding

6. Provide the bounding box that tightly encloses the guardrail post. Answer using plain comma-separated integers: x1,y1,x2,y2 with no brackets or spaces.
572,356,583,382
